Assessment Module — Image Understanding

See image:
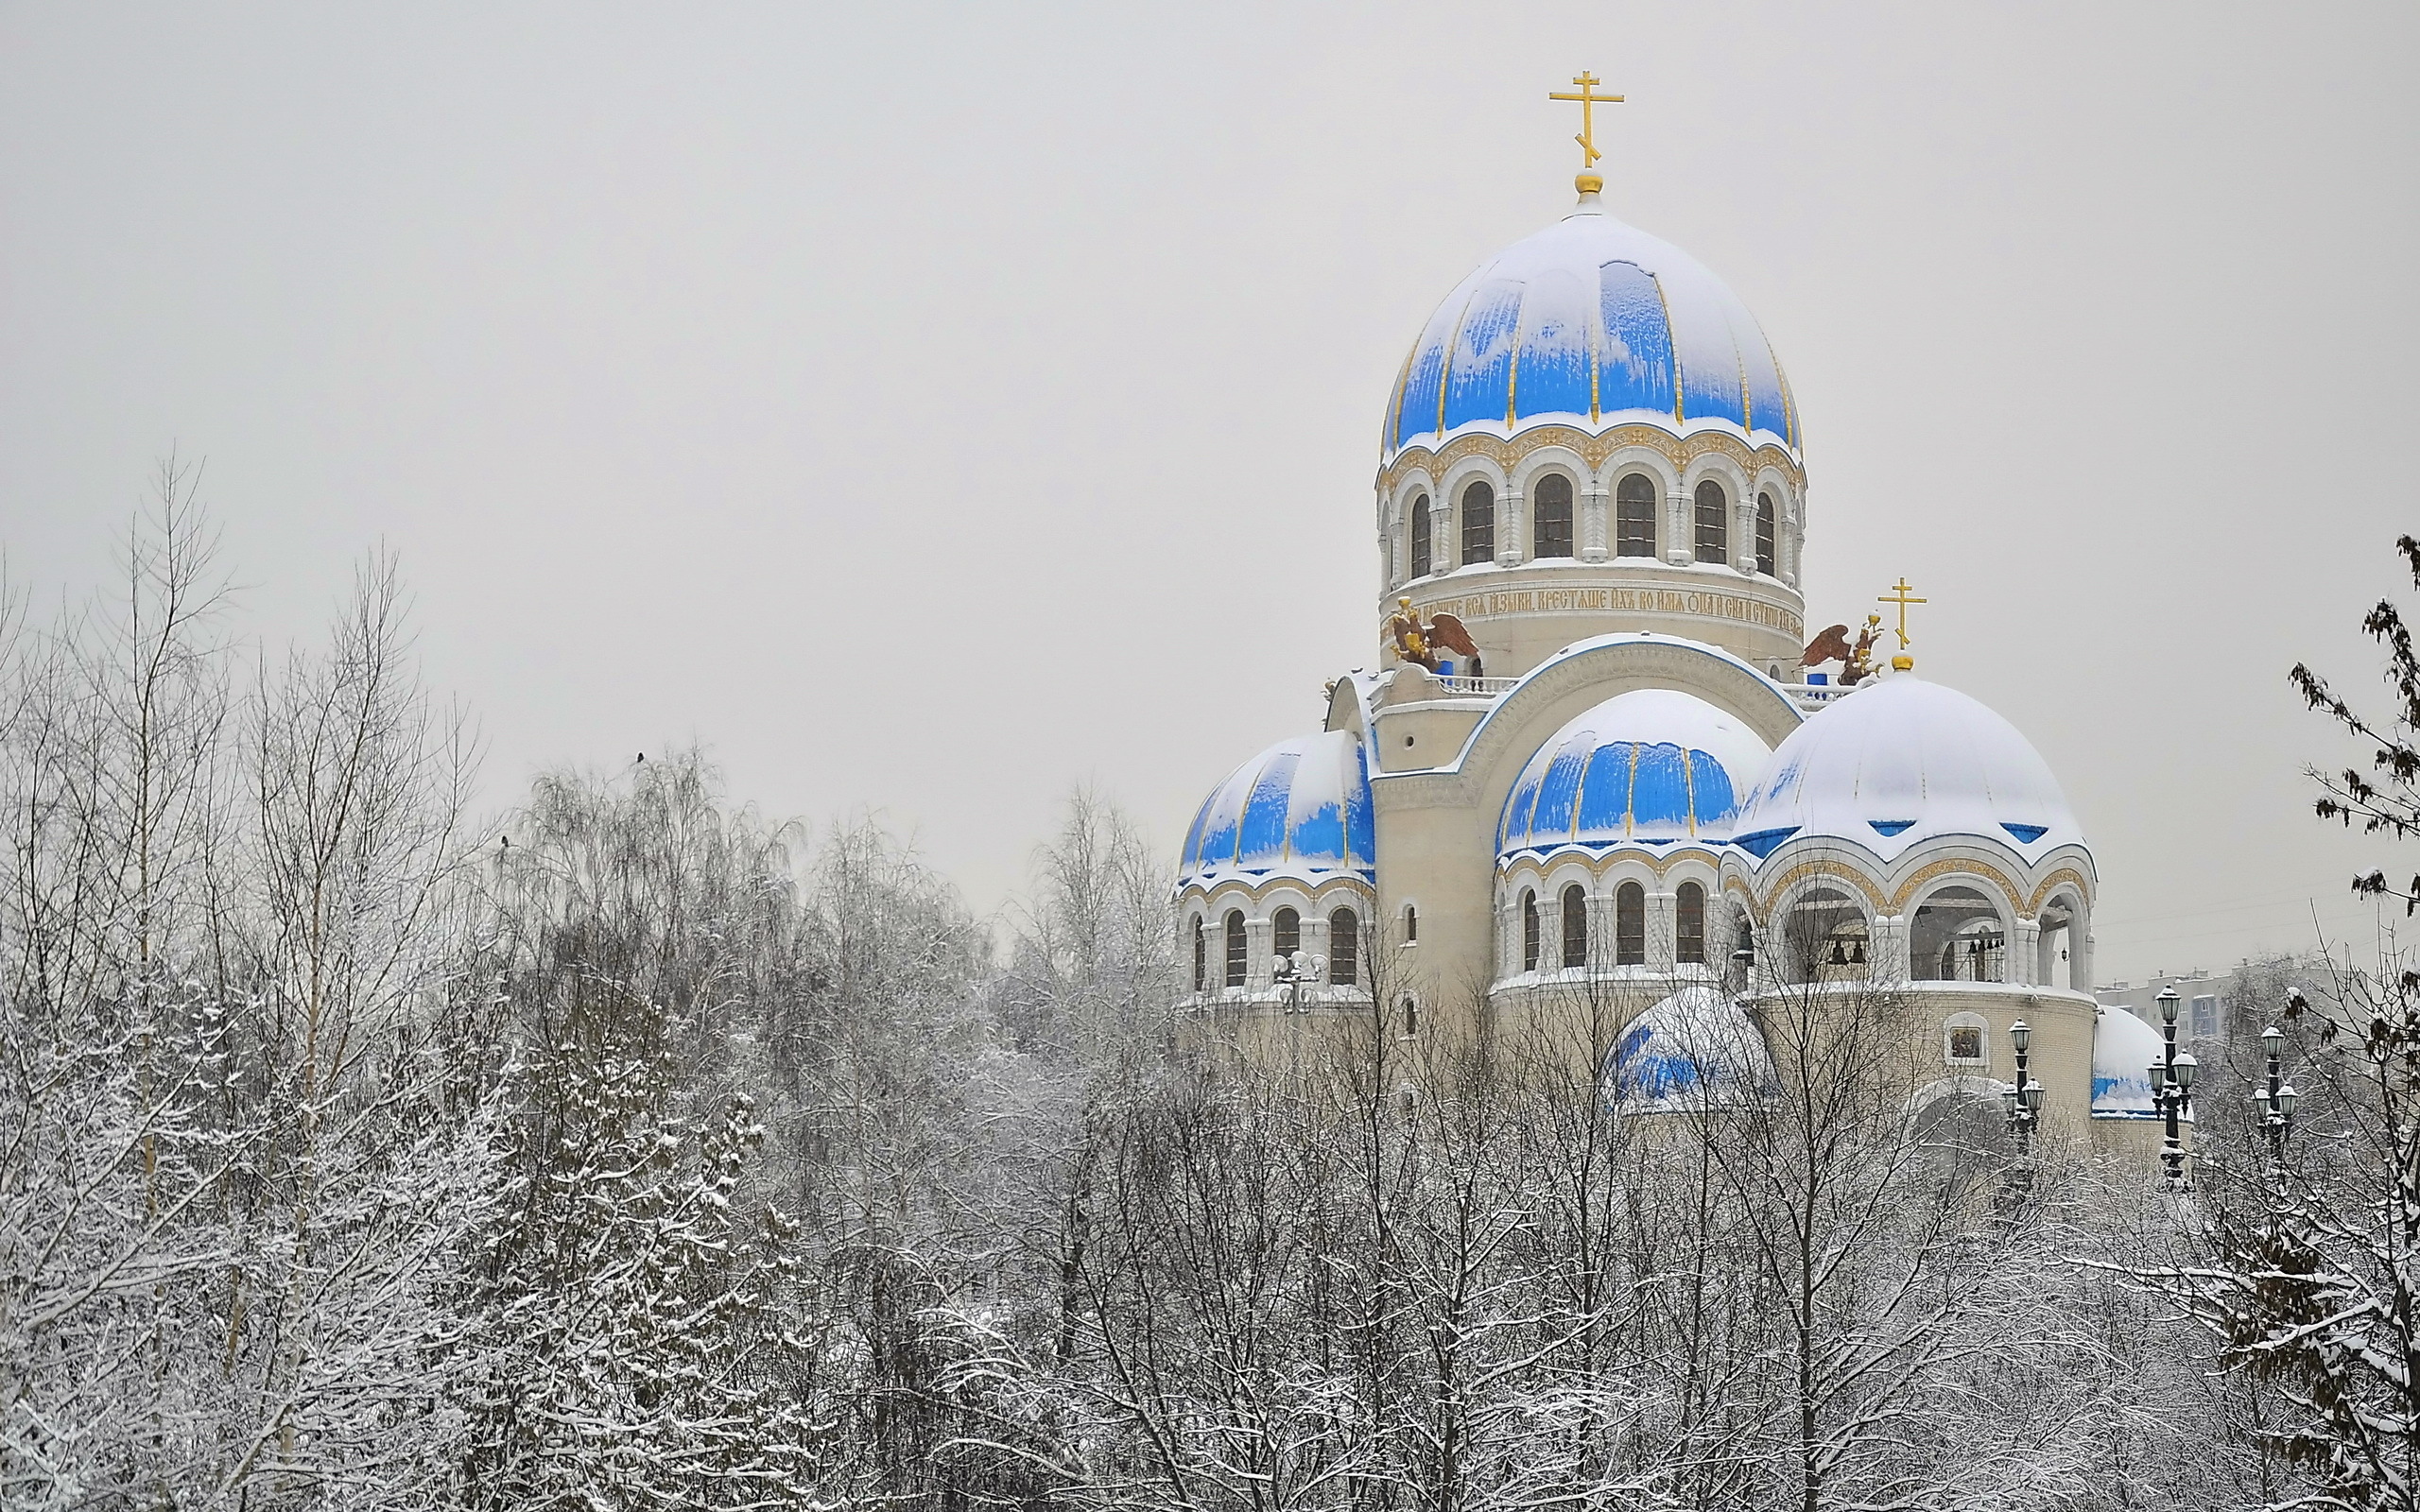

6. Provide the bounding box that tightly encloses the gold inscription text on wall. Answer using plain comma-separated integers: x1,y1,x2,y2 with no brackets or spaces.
1413,586,1804,639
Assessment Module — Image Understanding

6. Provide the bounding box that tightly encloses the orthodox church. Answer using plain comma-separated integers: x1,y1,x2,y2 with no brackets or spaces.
1172,80,2164,1158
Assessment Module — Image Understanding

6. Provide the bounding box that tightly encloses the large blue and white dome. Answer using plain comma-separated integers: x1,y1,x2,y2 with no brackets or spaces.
1384,195,1798,460
1728,676,2083,863
1178,731,1376,890
1498,688,1772,857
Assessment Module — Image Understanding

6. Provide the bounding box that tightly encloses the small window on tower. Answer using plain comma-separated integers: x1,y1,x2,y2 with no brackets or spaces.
1409,495,1432,579
1404,904,1418,943
1328,907,1360,988
1461,480,1495,566
1521,889,1541,972
1755,491,1778,576
1694,480,1728,564
1191,917,1206,992
1616,473,1657,558
1273,906,1300,961
1616,881,1646,965
1676,882,1706,965
1532,473,1574,558
1562,885,1589,969
1223,909,1246,988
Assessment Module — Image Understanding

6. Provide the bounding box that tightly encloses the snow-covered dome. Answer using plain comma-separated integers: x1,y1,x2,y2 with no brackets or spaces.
1498,688,1772,857
2092,1006,2163,1119
1728,675,2083,863
1178,731,1375,890
1384,193,1798,460
1606,985,1773,1113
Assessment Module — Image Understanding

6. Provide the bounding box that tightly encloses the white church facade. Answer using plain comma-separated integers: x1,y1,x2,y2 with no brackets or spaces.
1170,95,2166,1160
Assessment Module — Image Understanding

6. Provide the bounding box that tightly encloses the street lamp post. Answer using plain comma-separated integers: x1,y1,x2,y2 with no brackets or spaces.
2001,1019,2044,1199
2151,985,2198,1191
2255,1022,2298,1160
1273,949,1326,1014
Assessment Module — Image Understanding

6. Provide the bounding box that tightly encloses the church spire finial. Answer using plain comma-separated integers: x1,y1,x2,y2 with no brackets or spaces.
1877,576,1927,672
1548,70,1624,198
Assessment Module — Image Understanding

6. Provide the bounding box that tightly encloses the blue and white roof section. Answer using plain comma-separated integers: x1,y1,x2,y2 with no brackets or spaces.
1178,731,1376,893
2091,1006,2163,1119
1606,985,1773,1114
1498,688,1772,858
1726,676,2084,865
1384,198,1797,462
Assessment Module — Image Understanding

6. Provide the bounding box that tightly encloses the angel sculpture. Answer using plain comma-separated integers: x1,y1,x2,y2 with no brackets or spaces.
1388,596,1486,678
1802,614,1881,686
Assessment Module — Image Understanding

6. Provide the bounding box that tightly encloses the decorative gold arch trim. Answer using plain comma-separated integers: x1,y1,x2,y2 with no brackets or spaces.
1495,846,1728,880
1888,857,2025,914
1177,874,1379,911
1759,858,1887,913
1378,421,1805,496
2024,867,2095,918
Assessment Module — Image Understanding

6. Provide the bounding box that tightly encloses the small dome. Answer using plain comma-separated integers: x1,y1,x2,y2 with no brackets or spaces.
1385,200,1797,460
2092,1006,2163,1119
1606,985,1772,1113
1498,688,1772,856
1728,675,2083,862
1179,731,1374,889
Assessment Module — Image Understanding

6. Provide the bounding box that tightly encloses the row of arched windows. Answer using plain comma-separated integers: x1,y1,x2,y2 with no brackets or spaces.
1403,474,1781,580
1514,880,1710,971
1190,905,1364,992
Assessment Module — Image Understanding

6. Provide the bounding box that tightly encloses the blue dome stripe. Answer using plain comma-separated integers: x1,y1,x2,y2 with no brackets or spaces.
1500,759,1547,850
1573,741,1636,838
1512,266,1593,421
1631,742,1694,830
1736,312,1790,443
1290,796,1344,864
1395,300,1461,449
1686,749,1737,826
1179,789,1218,872
1677,318,1746,429
1531,738,1591,843
1441,280,1524,432
1236,750,1300,864
1597,262,1677,418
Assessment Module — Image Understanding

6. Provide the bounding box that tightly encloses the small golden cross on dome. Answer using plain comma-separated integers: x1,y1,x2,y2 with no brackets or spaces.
1877,576,1927,669
1548,71,1624,170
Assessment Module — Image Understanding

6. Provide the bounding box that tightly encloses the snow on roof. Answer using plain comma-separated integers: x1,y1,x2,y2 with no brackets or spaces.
1498,688,1772,856
1385,198,1798,461
2092,1005,2164,1119
1605,984,1773,1114
1727,673,2084,864
1177,730,1375,892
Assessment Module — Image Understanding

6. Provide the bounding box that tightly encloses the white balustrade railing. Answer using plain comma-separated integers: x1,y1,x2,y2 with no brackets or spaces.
1435,674,1518,697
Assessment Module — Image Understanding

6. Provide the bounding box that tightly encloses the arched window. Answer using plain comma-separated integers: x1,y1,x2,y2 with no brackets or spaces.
1460,480,1495,566
1911,886,2005,982
1694,479,1728,564
1615,881,1646,965
1521,889,1541,972
1404,904,1418,943
1329,907,1359,988
1754,491,1777,576
1273,906,1300,962
1191,917,1206,992
1222,909,1247,988
1676,882,1706,965
1531,473,1574,558
1409,495,1432,579
1615,473,1657,558
1783,887,1868,983
1561,884,1588,969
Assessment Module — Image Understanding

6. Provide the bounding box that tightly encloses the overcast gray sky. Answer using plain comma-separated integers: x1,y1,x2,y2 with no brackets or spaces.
3,2,2415,984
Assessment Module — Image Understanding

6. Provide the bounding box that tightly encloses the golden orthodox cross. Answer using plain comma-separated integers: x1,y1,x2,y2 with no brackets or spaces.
1547,71,1624,168
1877,576,1927,651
